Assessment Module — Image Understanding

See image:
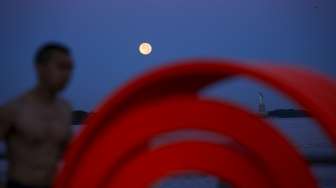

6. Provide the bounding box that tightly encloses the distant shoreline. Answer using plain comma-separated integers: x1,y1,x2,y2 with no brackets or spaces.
72,109,311,124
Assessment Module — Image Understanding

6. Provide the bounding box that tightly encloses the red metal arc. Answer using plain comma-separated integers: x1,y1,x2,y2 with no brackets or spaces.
106,141,273,188
53,59,336,188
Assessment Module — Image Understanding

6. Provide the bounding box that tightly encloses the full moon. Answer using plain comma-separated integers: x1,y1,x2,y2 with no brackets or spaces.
139,42,152,55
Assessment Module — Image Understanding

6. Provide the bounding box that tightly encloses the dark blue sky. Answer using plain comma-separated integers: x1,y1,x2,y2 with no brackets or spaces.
1,0,335,111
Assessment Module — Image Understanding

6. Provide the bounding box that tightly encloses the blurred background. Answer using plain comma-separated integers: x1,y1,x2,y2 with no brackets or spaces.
1,0,335,187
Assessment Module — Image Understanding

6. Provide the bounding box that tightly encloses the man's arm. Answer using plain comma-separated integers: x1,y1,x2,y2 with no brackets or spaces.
0,104,13,188
0,105,12,141
0,103,14,160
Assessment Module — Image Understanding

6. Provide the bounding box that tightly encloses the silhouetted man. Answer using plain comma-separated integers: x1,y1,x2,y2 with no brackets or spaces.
0,43,74,188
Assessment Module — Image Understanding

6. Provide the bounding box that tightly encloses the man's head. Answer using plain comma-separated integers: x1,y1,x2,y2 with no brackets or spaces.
35,42,74,93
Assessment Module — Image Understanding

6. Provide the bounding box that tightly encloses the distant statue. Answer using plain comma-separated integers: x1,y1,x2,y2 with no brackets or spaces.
258,92,266,116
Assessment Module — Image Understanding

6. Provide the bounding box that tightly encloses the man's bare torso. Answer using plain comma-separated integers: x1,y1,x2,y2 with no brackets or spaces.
2,92,72,186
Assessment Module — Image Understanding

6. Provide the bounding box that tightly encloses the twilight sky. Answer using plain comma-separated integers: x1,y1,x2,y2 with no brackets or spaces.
1,0,335,111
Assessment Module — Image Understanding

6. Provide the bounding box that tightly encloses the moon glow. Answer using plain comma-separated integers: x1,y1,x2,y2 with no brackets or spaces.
139,42,152,55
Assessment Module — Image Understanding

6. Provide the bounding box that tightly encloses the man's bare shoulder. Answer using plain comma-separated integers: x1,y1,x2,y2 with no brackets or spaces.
0,96,25,122
0,90,38,118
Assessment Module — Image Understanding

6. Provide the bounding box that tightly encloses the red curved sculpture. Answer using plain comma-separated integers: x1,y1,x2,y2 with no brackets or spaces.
107,141,273,188
64,97,316,188
54,59,336,188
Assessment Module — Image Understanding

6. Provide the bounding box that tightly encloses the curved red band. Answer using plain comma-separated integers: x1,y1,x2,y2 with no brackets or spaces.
107,141,273,188
62,97,317,188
